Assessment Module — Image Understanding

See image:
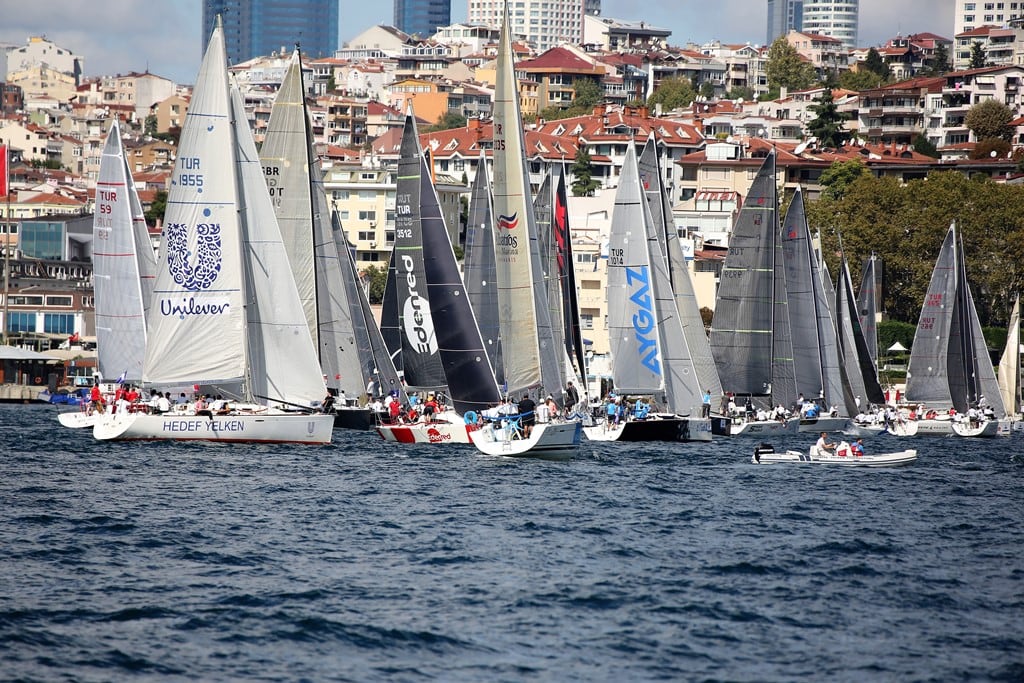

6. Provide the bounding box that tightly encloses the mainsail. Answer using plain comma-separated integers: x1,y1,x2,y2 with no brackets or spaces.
710,152,778,400
837,256,885,406
491,3,563,402
93,119,157,384
857,253,881,367
998,295,1021,418
638,135,722,401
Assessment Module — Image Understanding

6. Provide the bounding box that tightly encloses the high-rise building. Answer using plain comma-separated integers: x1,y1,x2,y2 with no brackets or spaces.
800,0,858,48
467,0,586,52
954,0,1024,36
766,0,803,45
395,0,452,38
202,0,339,66
584,0,601,16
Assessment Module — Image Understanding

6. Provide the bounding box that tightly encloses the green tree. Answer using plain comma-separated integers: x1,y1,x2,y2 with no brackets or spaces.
144,190,167,226
818,159,868,201
838,68,884,91
765,36,816,91
424,111,467,132
724,86,754,101
970,137,1012,160
862,47,892,82
362,265,389,304
806,88,849,148
925,43,951,76
569,145,601,197
965,99,1014,141
571,77,602,110
646,76,696,112
327,74,336,92
912,134,939,158
969,41,988,69
699,80,716,100
144,114,157,137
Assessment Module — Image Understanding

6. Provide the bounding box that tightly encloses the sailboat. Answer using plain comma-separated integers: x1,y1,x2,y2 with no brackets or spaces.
92,17,333,444
997,294,1021,431
901,222,1003,437
377,109,501,445
780,188,850,433
582,140,712,443
709,151,798,436
857,253,881,369
259,47,401,430
60,119,157,429
469,2,582,458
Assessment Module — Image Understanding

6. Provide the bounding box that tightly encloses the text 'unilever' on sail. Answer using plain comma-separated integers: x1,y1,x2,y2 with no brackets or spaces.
161,218,228,319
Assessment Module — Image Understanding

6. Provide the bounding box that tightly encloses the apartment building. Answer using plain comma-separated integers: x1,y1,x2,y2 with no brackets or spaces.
468,0,586,52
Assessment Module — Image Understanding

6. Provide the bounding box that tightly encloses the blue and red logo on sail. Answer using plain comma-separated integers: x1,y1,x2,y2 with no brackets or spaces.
497,213,519,230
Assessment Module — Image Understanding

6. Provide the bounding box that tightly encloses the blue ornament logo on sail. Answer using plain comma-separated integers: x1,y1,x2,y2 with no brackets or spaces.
496,212,518,248
160,218,229,319
626,265,661,375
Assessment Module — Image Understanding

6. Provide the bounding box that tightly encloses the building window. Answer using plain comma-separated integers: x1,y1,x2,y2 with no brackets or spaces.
7,312,36,333
45,295,72,307
358,210,376,221
44,313,75,334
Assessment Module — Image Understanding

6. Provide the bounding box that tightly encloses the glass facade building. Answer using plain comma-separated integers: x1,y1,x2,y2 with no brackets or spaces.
202,0,340,66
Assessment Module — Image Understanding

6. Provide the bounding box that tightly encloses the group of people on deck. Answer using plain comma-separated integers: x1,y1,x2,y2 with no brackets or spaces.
87,380,232,417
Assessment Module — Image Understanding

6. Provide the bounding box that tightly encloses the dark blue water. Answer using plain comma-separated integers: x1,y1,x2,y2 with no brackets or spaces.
2,404,1022,682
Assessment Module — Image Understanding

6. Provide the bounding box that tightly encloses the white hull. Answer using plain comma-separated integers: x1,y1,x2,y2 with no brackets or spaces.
582,415,712,442
730,417,799,436
92,410,334,444
752,447,918,467
58,410,103,429
798,416,851,433
844,421,887,437
470,421,581,459
950,419,1000,437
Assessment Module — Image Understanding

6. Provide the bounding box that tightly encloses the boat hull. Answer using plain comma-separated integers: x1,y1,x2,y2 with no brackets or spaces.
92,411,334,444
376,419,473,444
331,406,376,431
470,421,581,459
752,448,917,467
730,417,800,436
798,416,851,433
950,419,1000,437
583,415,712,442
58,410,102,429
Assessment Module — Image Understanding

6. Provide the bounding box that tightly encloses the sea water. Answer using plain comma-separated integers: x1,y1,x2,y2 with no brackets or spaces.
2,404,1021,681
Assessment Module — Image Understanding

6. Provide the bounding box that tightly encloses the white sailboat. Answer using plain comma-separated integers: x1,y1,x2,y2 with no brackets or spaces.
60,120,157,429
469,2,582,458
583,139,712,443
901,222,1003,438
92,17,333,444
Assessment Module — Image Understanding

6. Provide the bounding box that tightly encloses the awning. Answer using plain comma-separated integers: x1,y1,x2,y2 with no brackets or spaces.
0,345,59,360
887,341,908,352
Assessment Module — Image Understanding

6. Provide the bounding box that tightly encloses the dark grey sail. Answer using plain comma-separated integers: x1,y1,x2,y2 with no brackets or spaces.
638,135,722,401
404,113,501,413
534,170,567,394
710,152,778,400
552,164,588,389
857,253,881,367
463,151,503,386
390,113,449,393
837,256,885,406
780,188,824,401
380,245,404,379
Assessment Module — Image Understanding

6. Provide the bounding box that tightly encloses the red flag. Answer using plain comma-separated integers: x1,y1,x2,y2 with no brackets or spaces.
0,144,8,196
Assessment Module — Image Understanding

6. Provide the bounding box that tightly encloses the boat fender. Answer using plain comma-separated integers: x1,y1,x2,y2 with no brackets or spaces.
34,377,42,384
463,411,478,425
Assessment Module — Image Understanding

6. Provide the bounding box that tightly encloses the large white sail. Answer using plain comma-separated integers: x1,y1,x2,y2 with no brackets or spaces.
143,21,246,386
491,4,562,400
998,295,1021,418
93,119,156,383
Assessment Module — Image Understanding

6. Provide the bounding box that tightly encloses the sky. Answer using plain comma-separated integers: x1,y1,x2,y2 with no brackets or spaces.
0,0,955,86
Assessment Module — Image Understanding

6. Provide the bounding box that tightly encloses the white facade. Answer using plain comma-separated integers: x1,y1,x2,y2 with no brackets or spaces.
467,0,586,52
801,0,859,49
955,0,1024,36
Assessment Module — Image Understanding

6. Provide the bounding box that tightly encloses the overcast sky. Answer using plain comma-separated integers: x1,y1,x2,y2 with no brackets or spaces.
0,0,955,85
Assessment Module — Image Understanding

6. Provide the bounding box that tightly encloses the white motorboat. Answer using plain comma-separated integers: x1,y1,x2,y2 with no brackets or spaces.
750,442,918,467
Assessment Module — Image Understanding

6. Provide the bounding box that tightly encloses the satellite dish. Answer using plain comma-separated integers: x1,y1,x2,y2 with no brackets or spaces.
794,141,808,154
